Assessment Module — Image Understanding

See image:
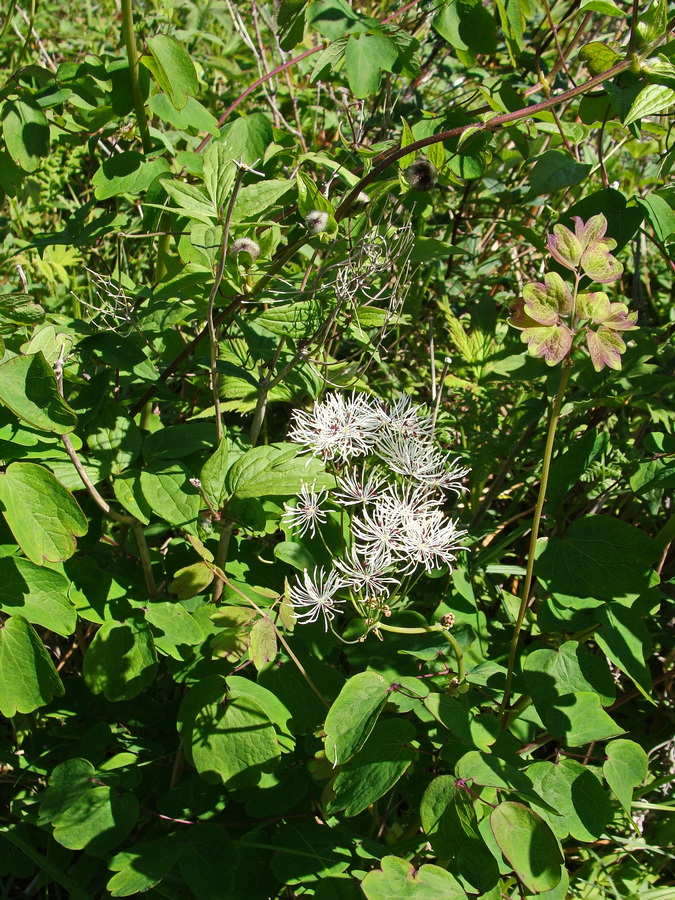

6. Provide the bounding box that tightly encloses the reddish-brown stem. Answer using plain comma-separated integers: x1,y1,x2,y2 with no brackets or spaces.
194,0,424,153
335,59,632,220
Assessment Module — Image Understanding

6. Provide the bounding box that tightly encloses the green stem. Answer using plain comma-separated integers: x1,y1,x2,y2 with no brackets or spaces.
121,0,152,154
377,623,465,683
500,361,572,721
1,827,93,900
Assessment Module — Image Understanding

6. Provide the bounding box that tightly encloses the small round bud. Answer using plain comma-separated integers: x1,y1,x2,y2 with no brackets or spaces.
305,210,330,234
439,613,455,629
405,158,438,192
230,238,260,260
344,191,371,217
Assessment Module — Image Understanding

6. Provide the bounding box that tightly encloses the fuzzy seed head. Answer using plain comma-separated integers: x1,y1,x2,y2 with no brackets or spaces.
230,238,260,260
306,210,330,234
405,158,438,192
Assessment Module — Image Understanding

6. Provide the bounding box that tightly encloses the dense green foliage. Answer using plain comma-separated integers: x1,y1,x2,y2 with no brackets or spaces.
0,0,674,897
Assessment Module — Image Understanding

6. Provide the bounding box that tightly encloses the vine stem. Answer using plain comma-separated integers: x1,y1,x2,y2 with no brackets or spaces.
377,622,465,684
120,0,151,154
499,360,572,721
335,58,631,221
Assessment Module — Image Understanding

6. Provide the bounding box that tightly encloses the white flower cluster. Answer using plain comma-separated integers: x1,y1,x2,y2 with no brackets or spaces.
283,393,469,630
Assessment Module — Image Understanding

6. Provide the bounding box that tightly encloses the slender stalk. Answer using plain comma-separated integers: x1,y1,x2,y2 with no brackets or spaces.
207,168,245,443
499,361,572,720
120,0,151,154
377,622,465,684
335,59,631,221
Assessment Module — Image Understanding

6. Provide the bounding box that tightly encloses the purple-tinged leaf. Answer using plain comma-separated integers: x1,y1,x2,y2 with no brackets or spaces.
580,243,624,283
573,213,612,249
520,324,573,365
605,302,639,331
522,282,559,326
586,326,626,371
576,291,611,323
508,298,540,330
547,225,582,270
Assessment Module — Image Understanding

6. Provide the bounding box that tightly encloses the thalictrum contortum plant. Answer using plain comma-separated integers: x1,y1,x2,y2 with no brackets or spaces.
282,393,469,632
509,213,638,370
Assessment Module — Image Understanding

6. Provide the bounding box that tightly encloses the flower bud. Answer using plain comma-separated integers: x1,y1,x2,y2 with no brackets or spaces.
305,210,329,234
230,238,260,260
405,158,438,192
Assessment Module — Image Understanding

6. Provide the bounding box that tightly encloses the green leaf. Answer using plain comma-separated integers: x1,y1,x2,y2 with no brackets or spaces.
494,0,523,64
227,674,294,752
160,177,216,224
528,150,592,198
624,84,675,127
140,462,201,532
232,179,295,221
433,0,496,55
178,824,237,898
84,618,158,701
579,41,621,76
204,115,273,212
52,786,138,854
86,404,141,475
326,719,416,817
420,775,499,892
169,562,214,600
143,34,198,110
637,191,675,243
455,750,536,795
490,802,564,893
92,152,170,201
324,670,391,766
0,292,45,325
226,443,336,498
2,97,50,172
184,678,281,786
108,836,181,897
399,118,416,169
144,600,204,658
579,0,625,16
524,641,616,710
636,0,668,48
0,615,64,716
603,738,649,825
0,352,77,434
594,603,652,699
537,515,660,600
274,540,317,571
38,758,96,825
271,822,351,884
0,556,76,636
527,759,613,840
547,431,609,508
113,470,152,524
361,856,467,900
278,0,309,51
345,33,398,99
0,463,87,565
149,93,220,136
249,616,277,671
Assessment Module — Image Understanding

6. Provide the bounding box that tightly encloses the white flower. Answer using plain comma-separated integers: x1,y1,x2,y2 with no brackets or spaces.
374,431,439,481
288,567,346,630
351,501,404,565
378,482,442,522
416,457,470,496
377,395,433,441
282,483,329,538
288,392,382,462
334,548,400,600
398,514,467,573
334,467,386,505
